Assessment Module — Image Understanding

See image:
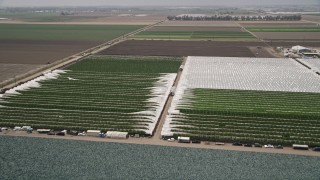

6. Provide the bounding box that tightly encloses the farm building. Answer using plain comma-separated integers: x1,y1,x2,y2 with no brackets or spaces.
106,131,129,139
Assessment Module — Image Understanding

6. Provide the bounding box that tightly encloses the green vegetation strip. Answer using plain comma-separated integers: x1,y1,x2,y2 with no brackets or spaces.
0,56,181,133
247,27,320,32
133,31,255,40
172,89,320,146
0,24,144,41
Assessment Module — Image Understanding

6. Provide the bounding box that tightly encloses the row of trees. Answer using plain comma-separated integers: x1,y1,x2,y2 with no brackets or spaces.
167,15,302,21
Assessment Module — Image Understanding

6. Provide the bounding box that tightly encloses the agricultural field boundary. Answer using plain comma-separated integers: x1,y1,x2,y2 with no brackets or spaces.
0,20,165,91
162,56,320,147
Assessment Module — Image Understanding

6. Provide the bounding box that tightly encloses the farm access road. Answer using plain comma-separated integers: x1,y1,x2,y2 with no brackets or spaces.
0,20,165,91
2,130,319,157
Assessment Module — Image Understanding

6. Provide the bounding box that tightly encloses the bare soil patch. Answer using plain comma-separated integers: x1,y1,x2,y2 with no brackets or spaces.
0,40,100,65
303,15,320,23
100,40,274,57
149,26,243,32
253,32,320,40
158,21,239,27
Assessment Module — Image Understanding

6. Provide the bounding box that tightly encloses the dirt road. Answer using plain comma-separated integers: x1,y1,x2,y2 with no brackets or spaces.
151,57,187,141
1,131,319,157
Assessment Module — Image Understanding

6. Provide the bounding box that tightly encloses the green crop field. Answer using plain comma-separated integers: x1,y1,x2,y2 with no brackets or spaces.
0,24,144,41
246,27,320,32
0,56,181,134
132,31,255,40
0,12,100,22
1,136,319,179
170,89,320,146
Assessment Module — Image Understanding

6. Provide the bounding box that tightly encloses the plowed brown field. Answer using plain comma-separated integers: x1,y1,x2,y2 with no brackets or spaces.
100,40,274,57
0,40,100,65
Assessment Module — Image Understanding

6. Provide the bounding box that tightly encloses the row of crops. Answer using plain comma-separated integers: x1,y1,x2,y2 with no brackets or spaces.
162,56,320,146
0,56,181,134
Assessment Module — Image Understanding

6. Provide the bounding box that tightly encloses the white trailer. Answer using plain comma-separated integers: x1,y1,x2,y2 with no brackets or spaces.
178,136,190,143
21,126,32,131
293,144,309,150
106,131,128,139
86,130,101,137
37,129,51,133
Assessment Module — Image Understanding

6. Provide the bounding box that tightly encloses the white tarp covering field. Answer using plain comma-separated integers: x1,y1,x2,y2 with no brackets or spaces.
181,56,320,92
298,58,320,73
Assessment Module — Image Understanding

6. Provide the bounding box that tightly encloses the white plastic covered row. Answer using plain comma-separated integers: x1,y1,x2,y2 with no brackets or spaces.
0,70,67,98
132,73,177,135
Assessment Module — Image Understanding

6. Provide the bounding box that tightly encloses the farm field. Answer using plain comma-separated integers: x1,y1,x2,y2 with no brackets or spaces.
0,24,144,84
100,40,275,57
148,26,243,32
166,89,320,146
0,40,99,65
0,12,166,25
302,15,320,23
246,27,320,32
159,20,239,27
251,32,320,40
245,26,320,41
0,56,181,135
132,26,255,40
0,24,144,41
240,22,318,27
1,136,319,179
162,57,320,146
0,63,42,83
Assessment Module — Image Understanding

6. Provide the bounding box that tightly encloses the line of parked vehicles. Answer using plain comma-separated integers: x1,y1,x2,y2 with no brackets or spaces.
163,136,320,151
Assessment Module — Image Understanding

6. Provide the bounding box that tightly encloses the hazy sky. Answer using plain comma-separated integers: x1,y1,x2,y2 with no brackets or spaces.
1,0,319,7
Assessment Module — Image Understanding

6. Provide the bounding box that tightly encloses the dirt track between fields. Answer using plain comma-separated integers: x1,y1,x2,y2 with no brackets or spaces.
100,40,276,57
